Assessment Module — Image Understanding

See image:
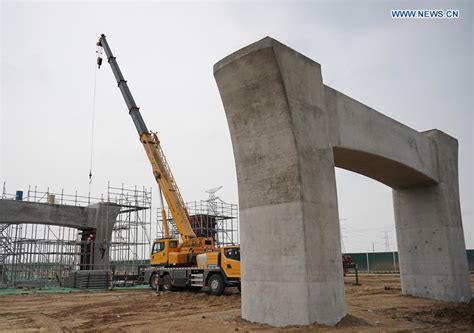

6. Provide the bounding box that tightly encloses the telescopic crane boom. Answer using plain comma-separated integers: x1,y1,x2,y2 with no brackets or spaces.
96,34,202,248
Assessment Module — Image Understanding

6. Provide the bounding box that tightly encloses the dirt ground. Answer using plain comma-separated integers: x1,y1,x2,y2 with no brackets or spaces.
0,274,473,332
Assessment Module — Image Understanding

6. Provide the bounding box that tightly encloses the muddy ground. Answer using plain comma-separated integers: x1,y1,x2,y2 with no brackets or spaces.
0,274,473,332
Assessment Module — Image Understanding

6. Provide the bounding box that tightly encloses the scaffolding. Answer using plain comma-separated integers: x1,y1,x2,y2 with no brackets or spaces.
0,182,152,288
107,183,152,285
157,198,239,247
0,223,81,288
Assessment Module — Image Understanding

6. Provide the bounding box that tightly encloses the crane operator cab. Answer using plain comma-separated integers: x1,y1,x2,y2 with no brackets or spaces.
150,239,179,266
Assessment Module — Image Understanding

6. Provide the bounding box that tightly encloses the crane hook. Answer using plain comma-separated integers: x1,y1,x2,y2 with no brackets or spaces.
96,38,104,69
96,47,103,69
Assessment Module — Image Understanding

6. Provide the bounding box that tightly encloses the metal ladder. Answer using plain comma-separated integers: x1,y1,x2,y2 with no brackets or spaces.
151,132,192,222
0,224,13,264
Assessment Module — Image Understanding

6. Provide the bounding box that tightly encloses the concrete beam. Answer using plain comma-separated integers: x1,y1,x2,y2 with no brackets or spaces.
326,87,439,188
214,37,471,326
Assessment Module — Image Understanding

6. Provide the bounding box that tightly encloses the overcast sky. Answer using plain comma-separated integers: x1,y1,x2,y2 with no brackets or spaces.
1,0,472,252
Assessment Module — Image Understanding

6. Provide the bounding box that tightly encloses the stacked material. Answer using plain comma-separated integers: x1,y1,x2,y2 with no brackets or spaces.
63,270,111,289
14,280,45,288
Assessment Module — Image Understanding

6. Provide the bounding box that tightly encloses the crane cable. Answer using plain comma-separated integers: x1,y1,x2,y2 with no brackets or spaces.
89,41,104,196
88,63,98,194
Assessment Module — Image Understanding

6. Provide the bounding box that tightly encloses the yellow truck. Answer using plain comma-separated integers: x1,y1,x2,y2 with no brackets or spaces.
97,34,240,294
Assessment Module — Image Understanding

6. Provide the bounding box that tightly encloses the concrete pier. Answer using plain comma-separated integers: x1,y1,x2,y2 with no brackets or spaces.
393,130,471,301
214,37,471,326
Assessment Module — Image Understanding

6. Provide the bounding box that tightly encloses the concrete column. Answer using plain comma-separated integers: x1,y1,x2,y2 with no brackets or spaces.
214,38,346,326
393,130,471,302
89,203,121,270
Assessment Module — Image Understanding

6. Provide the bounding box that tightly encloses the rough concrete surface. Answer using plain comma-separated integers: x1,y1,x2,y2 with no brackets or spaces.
214,37,471,326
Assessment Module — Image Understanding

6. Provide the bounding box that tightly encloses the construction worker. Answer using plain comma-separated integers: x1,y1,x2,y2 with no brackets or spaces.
99,239,107,259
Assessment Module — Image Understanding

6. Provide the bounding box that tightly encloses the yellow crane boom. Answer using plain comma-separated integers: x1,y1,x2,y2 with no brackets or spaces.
141,131,196,242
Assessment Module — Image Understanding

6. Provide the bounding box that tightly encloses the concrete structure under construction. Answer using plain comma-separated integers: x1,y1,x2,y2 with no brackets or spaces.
214,37,471,326
0,200,121,270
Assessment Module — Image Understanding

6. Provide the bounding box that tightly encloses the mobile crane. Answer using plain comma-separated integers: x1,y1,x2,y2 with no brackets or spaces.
96,34,240,295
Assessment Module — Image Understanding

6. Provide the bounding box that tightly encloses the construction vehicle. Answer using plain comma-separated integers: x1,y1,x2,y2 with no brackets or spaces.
96,34,240,295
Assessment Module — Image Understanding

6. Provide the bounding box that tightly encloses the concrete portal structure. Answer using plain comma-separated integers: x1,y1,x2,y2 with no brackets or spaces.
214,37,471,326
0,200,121,269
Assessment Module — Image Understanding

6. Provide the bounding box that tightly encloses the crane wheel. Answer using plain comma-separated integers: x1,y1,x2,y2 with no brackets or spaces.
208,274,225,296
161,274,174,291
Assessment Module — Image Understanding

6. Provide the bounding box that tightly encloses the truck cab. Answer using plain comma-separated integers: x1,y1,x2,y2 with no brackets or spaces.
195,246,241,294
220,246,241,280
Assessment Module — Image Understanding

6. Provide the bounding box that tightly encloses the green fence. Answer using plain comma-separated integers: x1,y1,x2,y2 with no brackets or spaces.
467,250,474,271
346,250,474,273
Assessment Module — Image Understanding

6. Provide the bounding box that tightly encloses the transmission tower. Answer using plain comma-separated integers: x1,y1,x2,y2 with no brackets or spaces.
205,186,223,216
381,231,391,252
